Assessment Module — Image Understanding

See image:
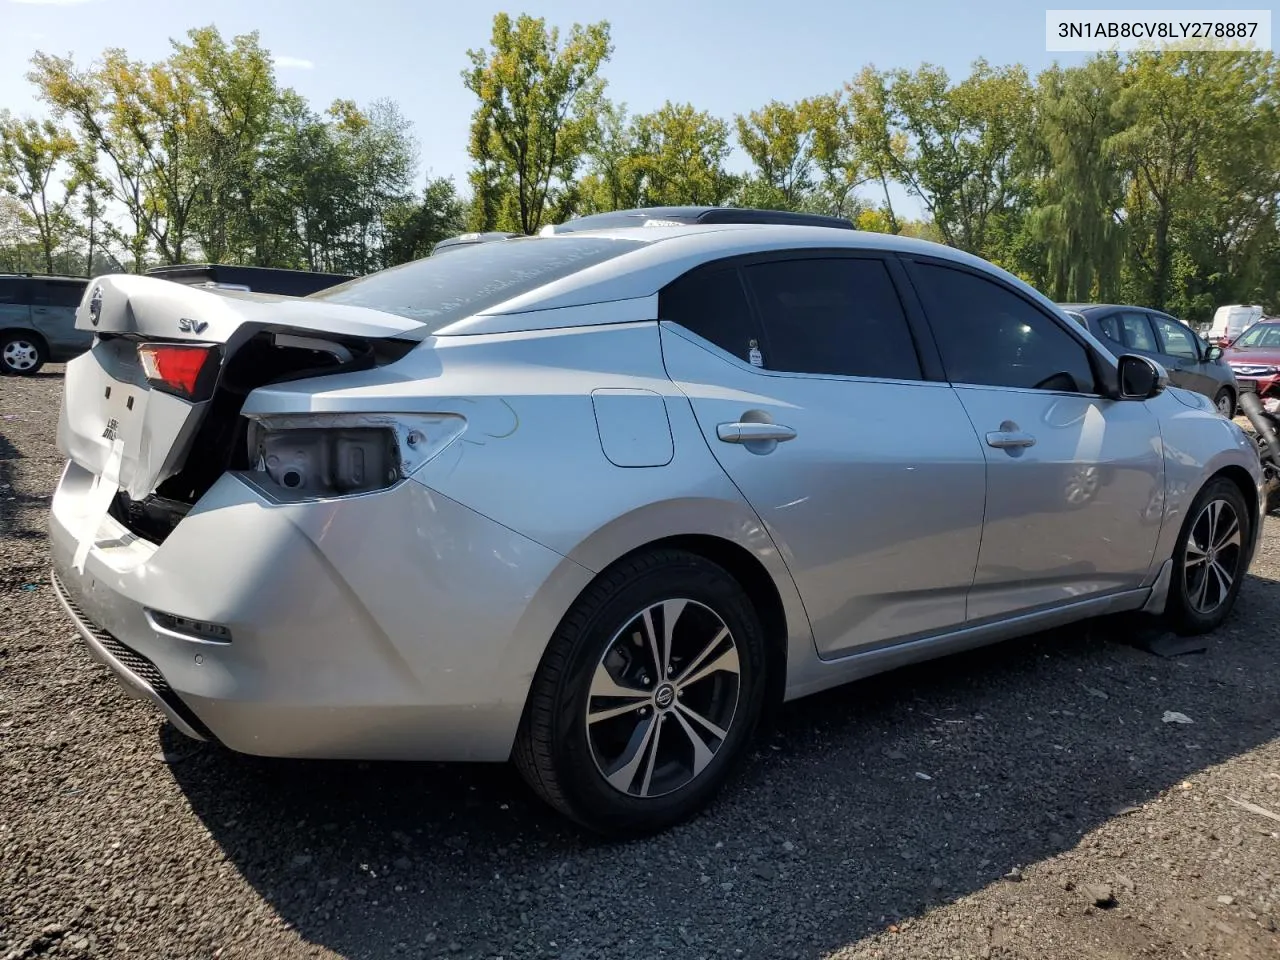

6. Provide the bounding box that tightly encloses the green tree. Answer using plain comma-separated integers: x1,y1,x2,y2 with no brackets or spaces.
172,26,280,265
383,176,466,262
1111,48,1280,315
735,99,818,210
1026,55,1128,301
873,60,1035,263
629,102,736,206
0,111,80,274
845,67,903,232
29,47,204,267
577,100,642,214
463,13,612,233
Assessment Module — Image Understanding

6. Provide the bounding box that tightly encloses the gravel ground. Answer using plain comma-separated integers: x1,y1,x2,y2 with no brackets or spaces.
2,367,1279,960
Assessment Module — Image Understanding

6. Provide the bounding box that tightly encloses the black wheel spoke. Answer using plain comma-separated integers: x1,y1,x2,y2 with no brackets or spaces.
1183,497,1243,615
587,598,741,799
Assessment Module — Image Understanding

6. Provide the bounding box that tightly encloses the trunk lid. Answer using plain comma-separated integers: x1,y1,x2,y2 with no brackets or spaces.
59,274,423,506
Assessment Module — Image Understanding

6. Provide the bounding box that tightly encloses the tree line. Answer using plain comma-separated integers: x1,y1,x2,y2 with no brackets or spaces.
2,15,1278,322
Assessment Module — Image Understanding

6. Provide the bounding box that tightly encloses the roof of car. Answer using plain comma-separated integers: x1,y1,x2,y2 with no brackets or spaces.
1060,303,1142,314
1059,303,1195,322
0,273,89,283
547,205,856,233
532,221,949,254
428,222,1040,336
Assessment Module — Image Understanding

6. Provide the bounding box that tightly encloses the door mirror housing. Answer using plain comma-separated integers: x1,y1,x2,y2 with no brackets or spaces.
1117,354,1168,400
1205,344,1224,361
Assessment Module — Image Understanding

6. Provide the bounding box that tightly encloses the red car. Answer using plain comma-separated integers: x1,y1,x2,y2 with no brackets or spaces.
1224,318,1280,411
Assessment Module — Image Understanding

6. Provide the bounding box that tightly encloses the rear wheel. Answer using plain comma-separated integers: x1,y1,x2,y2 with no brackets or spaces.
0,332,47,375
1213,388,1235,419
514,549,767,837
1165,477,1251,634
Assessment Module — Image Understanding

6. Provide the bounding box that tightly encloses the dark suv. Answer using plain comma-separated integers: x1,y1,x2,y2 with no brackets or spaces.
0,274,91,375
1060,302,1239,417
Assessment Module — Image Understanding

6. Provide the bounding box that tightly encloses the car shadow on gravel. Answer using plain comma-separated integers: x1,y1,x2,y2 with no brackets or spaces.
166,580,1280,960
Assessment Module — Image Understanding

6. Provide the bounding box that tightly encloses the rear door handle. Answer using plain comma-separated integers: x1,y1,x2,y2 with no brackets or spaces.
717,422,798,444
986,430,1036,449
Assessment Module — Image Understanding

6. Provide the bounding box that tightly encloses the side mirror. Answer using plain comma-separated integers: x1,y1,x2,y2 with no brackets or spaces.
1205,345,1224,361
1118,354,1168,400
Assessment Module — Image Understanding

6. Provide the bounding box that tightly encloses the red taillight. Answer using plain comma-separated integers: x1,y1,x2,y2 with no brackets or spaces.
137,343,219,400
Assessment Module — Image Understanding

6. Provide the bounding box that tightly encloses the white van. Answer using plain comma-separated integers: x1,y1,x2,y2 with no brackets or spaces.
1208,304,1264,344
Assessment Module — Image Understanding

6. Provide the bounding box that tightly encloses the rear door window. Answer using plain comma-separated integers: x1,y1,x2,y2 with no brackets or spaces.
659,265,764,364
742,257,922,380
1117,311,1159,352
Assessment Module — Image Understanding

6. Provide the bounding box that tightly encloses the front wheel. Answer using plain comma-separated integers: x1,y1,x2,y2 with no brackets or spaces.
1214,388,1235,419
1164,477,1251,635
514,549,768,837
0,333,47,375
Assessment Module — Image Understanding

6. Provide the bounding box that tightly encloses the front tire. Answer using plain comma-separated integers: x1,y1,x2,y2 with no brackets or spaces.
1165,477,1251,635
1214,388,1235,419
0,332,47,375
514,549,768,837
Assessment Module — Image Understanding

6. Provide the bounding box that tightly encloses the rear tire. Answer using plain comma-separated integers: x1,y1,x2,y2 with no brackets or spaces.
1213,388,1235,419
1164,477,1251,635
0,332,47,375
514,548,768,838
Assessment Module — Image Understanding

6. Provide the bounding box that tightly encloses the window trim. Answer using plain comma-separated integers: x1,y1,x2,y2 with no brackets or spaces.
899,255,1112,399
657,247,944,385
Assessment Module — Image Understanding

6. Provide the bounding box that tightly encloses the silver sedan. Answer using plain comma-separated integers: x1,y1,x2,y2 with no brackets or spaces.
50,208,1264,836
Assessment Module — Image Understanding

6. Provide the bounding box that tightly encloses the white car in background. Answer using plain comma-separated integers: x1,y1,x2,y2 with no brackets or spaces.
1208,304,1265,346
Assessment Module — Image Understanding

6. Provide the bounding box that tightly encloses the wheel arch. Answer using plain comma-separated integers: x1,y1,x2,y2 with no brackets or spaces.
1211,464,1261,569
520,496,815,733
0,326,50,353
603,533,791,717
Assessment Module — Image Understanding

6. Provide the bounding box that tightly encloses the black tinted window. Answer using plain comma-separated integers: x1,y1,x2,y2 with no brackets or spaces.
312,237,644,329
36,280,87,308
1096,313,1123,343
0,279,25,304
660,266,763,363
913,263,1095,393
744,258,921,379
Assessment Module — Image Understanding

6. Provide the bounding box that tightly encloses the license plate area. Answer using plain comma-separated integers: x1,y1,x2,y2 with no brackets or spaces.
100,379,149,461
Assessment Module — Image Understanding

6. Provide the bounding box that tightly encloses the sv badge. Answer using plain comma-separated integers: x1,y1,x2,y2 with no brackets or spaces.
177,317,208,334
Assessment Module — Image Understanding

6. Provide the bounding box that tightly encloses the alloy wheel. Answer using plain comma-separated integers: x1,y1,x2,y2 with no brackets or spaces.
2,339,39,373
1216,393,1234,417
585,599,741,798
1183,498,1244,614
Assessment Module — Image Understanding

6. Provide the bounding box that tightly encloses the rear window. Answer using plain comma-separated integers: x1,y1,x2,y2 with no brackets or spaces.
34,279,87,308
311,236,645,329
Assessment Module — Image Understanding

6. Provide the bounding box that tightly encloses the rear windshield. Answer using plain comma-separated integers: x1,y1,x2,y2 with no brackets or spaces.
310,236,645,329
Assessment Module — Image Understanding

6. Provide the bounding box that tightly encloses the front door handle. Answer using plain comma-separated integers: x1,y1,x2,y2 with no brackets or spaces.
717,422,798,444
986,429,1037,449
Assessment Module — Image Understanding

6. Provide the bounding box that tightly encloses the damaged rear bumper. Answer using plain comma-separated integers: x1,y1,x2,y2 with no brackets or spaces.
49,460,593,761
